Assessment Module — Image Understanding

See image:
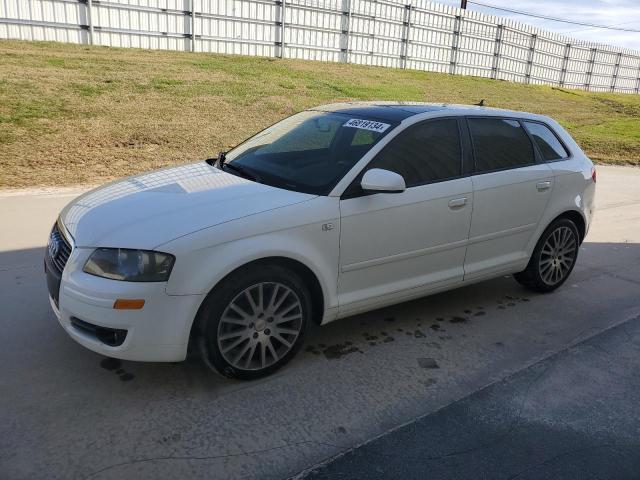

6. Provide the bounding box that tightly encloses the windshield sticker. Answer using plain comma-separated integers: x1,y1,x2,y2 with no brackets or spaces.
343,118,391,133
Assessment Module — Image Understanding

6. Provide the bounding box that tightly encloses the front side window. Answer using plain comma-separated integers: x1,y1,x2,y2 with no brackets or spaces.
469,118,535,173
523,121,569,161
223,111,396,195
366,119,462,188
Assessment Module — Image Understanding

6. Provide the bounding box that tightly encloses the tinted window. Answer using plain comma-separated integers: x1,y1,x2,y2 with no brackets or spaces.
367,119,462,187
469,118,535,172
524,121,569,161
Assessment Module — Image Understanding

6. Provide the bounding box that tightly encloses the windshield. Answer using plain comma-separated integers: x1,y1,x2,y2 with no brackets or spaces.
223,111,397,195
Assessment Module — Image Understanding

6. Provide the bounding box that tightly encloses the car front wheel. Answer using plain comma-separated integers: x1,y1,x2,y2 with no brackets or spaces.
515,218,580,293
198,264,311,380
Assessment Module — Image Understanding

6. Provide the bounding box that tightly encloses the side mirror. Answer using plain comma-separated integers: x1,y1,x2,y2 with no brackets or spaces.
361,168,406,193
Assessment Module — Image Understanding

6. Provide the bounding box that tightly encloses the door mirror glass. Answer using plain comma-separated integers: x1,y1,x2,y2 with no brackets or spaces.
361,168,406,193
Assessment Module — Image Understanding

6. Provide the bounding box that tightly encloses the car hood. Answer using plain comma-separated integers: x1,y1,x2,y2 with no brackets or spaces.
60,162,316,249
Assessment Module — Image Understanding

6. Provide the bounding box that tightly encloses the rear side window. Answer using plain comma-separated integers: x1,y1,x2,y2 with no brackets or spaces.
468,118,535,173
523,121,569,161
367,119,462,187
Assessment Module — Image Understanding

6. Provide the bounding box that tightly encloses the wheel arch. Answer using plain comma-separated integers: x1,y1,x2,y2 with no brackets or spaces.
552,210,586,243
188,256,326,346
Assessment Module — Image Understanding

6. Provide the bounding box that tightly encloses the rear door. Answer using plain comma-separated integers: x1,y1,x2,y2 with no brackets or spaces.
464,117,554,280
337,118,473,315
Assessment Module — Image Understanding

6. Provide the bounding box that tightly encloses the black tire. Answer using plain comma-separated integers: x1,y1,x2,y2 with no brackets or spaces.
197,264,311,380
514,218,580,293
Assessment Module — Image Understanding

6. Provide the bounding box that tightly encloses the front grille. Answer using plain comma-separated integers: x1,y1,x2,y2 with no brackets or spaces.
47,223,72,275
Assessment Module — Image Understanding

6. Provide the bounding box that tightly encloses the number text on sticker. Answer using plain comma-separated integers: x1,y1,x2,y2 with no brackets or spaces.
343,118,391,133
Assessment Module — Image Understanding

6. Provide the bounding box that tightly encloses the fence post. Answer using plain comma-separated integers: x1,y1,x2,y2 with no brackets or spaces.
524,33,536,84
340,0,352,63
635,61,640,94
449,15,462,75
400,4,413,69
190,0,196,52
585,47,597,91
610,52,622,92
278,0,286,58
559,42,571,87
491,24,503,80
86,0,94,45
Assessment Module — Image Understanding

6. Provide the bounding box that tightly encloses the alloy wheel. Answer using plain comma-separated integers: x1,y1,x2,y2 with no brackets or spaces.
539,226,577,286
217,282,303,371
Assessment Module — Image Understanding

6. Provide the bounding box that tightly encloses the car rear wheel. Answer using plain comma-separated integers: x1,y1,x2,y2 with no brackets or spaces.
197,264,310,380
514,218,580,293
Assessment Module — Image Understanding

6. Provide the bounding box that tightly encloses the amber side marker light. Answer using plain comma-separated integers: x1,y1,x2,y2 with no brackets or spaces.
113,299,145,310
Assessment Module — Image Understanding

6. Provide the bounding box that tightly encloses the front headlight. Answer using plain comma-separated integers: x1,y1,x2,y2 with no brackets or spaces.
83,248,175,282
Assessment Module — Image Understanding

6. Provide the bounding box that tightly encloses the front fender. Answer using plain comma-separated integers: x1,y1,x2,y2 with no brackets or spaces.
161,197,341,315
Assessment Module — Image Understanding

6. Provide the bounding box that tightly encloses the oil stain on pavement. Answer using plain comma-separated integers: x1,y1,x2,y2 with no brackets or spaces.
303,292,533,366
100,357,135,381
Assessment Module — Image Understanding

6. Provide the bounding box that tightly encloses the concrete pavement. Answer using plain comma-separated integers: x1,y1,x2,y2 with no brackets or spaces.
1,165,639,479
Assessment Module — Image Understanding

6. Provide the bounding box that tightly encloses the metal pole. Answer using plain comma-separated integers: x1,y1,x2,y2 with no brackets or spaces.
341,0,352,63
450,15,462,75
191,0,196,52
559,42,571,87
585,47,597,91
280,0,286,58
401,4,413,69
610,52,622,93
87,0,94,45
524,34,537,84
491,24,503,80
461,0,468,8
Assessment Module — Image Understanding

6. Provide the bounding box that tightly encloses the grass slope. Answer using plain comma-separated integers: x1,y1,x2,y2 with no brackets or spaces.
1,40,639,188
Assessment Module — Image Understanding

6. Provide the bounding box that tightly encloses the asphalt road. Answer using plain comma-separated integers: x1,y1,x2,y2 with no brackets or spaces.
304,315,640,480
1,166,639,480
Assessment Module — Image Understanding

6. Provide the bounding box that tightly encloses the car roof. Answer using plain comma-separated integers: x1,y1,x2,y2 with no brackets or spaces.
309,101,547,123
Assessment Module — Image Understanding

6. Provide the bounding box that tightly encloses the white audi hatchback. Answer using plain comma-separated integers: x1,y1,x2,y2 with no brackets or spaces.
46,102,596,379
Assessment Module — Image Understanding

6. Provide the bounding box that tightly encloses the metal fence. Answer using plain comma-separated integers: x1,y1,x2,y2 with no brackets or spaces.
2,0,640,94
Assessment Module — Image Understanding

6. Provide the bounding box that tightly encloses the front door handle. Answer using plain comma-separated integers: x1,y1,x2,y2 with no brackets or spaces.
536,181,552,191
448,197,467,209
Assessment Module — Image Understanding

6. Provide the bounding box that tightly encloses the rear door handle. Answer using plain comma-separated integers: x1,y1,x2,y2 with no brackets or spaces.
448,197,467,209
536,181,552,191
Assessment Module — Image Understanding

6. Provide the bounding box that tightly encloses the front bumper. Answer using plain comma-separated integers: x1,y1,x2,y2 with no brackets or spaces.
47,247,205,362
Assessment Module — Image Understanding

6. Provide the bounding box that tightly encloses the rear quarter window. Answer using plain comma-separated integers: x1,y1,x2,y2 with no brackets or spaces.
523,121,569,161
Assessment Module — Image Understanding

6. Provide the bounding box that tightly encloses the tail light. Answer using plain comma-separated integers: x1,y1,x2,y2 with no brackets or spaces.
591,166,596,183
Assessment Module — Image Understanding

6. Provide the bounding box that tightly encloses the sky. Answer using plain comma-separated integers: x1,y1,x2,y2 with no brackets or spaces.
437,0,640,50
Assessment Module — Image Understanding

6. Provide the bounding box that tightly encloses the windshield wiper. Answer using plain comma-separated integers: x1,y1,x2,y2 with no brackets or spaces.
222,162,262,182
206,151,226,167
